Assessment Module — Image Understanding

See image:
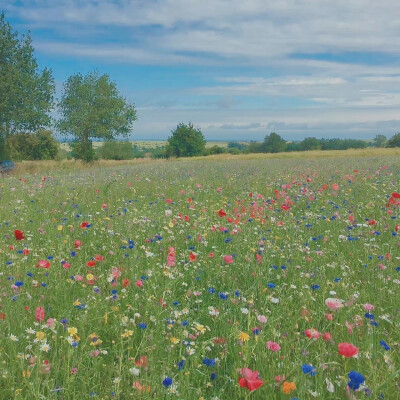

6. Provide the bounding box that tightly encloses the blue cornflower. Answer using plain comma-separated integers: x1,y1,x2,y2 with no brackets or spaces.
208,287,216,294
348,371,365,390
14,281,24,287
302,364,317,376
219,292,228,300
210,373,218,380
162,377,173,387
138,322,147,329
365,313,375,319
311,284,320,290
379,340,390,351
267,282,276,289
203,358,216,367
177,360,185,370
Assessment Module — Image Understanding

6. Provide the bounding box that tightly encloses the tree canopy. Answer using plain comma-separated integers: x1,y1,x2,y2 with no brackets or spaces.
0,12,55,158
386,133,400,148
57,71,137,162
166,122,206,157
262,132,287,153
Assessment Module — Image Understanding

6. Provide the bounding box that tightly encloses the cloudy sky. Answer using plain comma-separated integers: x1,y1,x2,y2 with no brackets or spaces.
2,0,400,141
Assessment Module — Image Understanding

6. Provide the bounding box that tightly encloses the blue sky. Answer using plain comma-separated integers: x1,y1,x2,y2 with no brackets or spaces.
1,0,400,141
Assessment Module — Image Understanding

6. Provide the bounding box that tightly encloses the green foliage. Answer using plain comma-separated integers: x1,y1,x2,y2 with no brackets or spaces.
57,71,137,162
373,134,387,148
98,141,134,160
70,140,97,162
319,138,367,150
0,12,55,152
166,122,206,157
300,137,321,151
205,145,226,155
4,130,59,161
386,133,400,148
261,132,286,153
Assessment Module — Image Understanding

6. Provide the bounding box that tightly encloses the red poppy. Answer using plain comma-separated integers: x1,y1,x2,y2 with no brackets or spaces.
74,240,82,249
80,221,89,228
392,192,400,199
338,342,359,357
94,255,105,261
23,249,30,255
87,261,96,267
218,209,227,217
122,279,130,288
0,313,5,320
135,355,149,367
36,260,50,269
189,252,196,262
35,306,45,322
14,230,25,240
238,368,264,392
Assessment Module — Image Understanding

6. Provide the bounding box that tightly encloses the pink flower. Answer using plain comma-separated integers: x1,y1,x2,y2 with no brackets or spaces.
325,313,334,320
323,332,332,341
363,303,375,311
135,280,143,287
36,260,50,269
305,328,321,339
46,318,55,328
74,275,84,281
257,315,267,323
274,374,286,383
238,368,264,392
325,298,344,310
35,306,45,322
224,255,234,264
266,341,281,351
338,342,359,358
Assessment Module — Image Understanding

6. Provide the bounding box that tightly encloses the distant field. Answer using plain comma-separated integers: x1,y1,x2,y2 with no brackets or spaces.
59,141,248,151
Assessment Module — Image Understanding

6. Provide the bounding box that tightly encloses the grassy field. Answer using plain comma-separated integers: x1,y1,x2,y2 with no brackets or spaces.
59,141,237,152
0,151,399,399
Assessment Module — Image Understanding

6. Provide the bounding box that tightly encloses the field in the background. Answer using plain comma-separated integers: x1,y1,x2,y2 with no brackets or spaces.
0,155,399,399
59,141,238,152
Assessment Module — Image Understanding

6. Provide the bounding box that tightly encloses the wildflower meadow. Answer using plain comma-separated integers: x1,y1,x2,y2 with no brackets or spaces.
0,155,399,400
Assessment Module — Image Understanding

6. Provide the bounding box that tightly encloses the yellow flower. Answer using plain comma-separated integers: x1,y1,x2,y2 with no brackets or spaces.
239,332,250,342
195,324,206,333
68,327,78,336
35,331,46,341
86,273,94,280
170,337,180,344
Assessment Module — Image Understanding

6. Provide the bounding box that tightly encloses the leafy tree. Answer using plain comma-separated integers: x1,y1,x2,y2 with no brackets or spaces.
300,137,321,151
57,71,137,162
373,134,387,148
5,130,59,160
166,123,206,158
386,133,400,148
262,132,286,153
0,12,55,158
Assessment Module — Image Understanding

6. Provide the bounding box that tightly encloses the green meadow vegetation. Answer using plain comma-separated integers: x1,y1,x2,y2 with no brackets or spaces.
0,154,399,399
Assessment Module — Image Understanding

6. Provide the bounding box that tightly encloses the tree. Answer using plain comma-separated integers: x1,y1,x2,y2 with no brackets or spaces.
57,71,137,162
373,134,387,148
300,137,321,151
5,130,59,161
0,12,55,158
262,132,286,153
386,133,400,148
166,122,206,157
